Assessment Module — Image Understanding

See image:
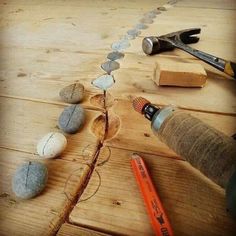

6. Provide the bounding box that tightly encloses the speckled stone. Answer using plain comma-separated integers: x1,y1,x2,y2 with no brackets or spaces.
101,61,120,74
12,161,48,199
37,132,67,159
58,104,85,134
92,74,115,90
107,51,124,61
111,39,130,51
59,83,84,104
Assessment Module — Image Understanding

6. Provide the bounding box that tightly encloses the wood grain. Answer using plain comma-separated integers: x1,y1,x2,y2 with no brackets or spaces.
70,146,236,236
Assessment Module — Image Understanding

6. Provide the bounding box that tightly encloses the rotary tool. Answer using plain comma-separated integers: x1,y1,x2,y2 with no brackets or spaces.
132,97,236,217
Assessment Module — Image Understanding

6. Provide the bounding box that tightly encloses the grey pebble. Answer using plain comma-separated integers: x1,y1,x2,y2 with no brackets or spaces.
135,23,148,30
58,104,85,134
12,161,48,199
111,39,130,51
59,83,84,104
127,29,141,39
107,51,124,61
140,17,154,24
101,61,120,74
144,11,156,19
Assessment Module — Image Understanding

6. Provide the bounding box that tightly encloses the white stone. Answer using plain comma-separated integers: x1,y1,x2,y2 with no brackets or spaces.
37,132,67,159
92,74,115,90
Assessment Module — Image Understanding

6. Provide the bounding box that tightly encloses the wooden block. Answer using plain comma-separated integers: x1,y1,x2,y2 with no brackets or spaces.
153,61,207,87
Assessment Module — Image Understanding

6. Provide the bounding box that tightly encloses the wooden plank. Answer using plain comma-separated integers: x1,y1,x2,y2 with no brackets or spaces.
0,47,106,109
0,97,100,161
0,1,165,52
105,99,236,157
69,146,236,236
57,223,110,236
0,148,90,236
110,55,236,114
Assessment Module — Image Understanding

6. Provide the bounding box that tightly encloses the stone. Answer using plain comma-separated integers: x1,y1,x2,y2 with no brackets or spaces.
107,51,124,61
59,83,84,104
111,39,130,51
37,132,67,159
127,29,141,39
12,161,48,199
101,61,120,74
135,23,148,30
58,104,85,134
92,74,115,90
144,11,156,19
140,17,153,24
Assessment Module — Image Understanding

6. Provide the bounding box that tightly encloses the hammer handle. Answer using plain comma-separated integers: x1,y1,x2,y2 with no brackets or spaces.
174,41,236,79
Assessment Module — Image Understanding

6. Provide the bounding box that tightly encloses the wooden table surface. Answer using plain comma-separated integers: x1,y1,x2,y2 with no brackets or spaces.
0,1,236,235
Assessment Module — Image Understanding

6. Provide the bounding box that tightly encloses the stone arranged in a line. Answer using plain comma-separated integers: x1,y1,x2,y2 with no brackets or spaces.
107,51,124,61
58,104,85,134
12,161,48,199
92,74,115,90
101,60,120,74
59,83,84,104
37,132,67,159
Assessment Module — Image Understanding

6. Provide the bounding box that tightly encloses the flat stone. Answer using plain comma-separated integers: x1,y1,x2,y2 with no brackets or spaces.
111,39,130,51
59,83,84,104
37,132,67,159
144,11,156,19
101,61,120,74
92,74,115,90
140,17,154,24
12,161,48,199
135,23,148,30
107,51,124,61
126,29,141,39
58,104,85,134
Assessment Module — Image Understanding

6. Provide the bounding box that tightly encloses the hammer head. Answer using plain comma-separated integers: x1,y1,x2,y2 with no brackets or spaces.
142,28,201,55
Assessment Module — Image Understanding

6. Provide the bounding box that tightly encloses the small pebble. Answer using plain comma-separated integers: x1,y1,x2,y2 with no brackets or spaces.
135,23,148,30
144,11,156,19
58,104,85,134
107,51,124,61
37,132,67,159
59,83,84,104
127,29,141,38
140,17,154,24
157,6,167,11
92,74,115,90
101,61,120,74
12,161,48,199
111,39,130,51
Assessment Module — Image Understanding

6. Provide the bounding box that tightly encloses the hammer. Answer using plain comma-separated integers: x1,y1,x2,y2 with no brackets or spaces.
142,28,236,79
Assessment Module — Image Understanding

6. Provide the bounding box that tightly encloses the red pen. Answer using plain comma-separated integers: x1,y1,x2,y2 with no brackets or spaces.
131,153,174,236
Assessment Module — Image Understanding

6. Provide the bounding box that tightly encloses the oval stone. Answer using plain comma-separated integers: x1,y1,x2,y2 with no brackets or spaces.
58,104,85,134
12,161,48,199
37,132,67,159
59,83,84,104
